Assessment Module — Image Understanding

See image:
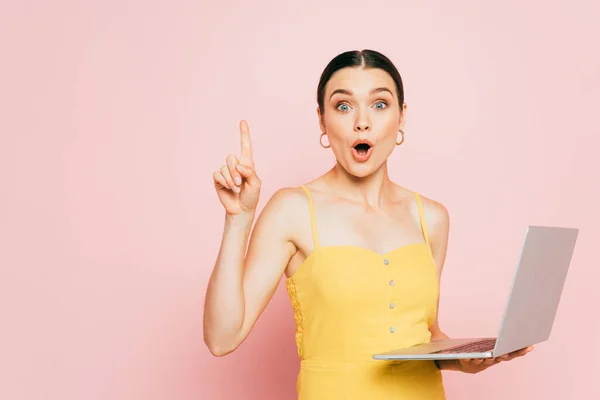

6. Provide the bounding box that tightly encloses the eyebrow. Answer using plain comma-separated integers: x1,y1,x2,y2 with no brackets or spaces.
329,87,393,99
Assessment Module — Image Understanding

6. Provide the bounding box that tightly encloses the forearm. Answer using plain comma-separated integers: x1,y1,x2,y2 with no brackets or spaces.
203,212,254,355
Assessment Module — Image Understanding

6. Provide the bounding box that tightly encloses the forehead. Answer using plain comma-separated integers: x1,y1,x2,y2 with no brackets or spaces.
325,67,396,97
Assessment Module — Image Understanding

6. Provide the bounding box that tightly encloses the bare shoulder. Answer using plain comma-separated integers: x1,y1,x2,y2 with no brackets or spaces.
414,194,451,329
414,192,450,267
417,193,450,233
254,186,311,240
262,186,309,214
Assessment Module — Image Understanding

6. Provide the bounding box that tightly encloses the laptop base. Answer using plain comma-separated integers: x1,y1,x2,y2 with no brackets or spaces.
373,337,496,360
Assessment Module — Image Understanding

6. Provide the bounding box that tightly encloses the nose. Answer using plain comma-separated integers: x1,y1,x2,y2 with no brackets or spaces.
354,107,371,132
354,114,370,132
355,122,370,132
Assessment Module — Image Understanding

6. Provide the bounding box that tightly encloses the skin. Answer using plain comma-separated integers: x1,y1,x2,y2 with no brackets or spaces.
204,66,533,374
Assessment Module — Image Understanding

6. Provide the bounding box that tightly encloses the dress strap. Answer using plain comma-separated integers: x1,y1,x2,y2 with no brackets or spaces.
300,185,319,248
414,192,431,249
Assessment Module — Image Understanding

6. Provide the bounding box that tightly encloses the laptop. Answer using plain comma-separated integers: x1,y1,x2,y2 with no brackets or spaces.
373,225,579,361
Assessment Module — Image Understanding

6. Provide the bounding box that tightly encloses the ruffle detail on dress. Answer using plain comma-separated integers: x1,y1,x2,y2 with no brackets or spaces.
286,279,304,358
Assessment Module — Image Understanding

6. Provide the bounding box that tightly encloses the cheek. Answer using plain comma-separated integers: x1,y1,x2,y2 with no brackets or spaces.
380,110,400,128
324,115,353,140
325,111,351,126
372,116,398,140
378,113,401,140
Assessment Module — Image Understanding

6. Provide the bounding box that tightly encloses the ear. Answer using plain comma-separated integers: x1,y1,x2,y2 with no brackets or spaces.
317,107,326,133
399,103,408,131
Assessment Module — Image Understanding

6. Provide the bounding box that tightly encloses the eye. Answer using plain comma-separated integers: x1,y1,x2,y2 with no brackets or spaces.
336,103,351,112
374,101,388,110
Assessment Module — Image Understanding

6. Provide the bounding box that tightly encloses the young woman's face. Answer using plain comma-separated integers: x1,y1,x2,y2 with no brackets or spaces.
319,67,406,178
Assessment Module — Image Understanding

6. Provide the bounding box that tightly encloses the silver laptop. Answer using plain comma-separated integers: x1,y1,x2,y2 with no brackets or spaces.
373,225,579,360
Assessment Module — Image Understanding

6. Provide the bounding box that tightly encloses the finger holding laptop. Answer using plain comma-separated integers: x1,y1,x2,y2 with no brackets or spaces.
458,345,534,374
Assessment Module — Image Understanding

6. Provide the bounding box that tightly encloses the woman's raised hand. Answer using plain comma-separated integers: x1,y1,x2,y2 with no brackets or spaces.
212,120,261,216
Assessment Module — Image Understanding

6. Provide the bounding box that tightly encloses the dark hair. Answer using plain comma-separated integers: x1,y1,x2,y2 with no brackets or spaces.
316,49,404,115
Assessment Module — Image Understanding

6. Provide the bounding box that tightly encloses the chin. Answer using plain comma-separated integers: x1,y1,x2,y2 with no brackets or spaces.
343,162,378,179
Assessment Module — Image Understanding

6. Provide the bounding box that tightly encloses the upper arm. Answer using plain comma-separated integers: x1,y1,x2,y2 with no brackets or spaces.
237,187,303,340
424,198,450,273
421,196,451,334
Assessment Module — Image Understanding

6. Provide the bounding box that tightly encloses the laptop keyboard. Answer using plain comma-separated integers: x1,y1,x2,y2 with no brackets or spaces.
432,338,497,354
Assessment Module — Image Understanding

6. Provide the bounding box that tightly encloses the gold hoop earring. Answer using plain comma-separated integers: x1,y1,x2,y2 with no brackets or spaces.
320,132,331,148
396,130,405,146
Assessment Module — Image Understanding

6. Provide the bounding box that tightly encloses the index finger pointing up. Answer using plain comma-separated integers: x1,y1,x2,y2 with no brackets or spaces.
239,120,254,166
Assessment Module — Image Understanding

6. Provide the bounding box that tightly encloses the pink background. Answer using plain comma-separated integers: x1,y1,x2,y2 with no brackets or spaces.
1,0,599,399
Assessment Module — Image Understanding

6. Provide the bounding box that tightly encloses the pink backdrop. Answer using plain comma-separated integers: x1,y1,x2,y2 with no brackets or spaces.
1,0,599,399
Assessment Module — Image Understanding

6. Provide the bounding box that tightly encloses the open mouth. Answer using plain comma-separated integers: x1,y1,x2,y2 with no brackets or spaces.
351,140,374,162
353,143,371,155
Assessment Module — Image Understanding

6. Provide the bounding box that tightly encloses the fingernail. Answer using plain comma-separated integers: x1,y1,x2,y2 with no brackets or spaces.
234,176,242,185
233,186,240,193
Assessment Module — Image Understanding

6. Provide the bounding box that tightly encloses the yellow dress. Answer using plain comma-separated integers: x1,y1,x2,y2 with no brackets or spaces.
286,186,446,399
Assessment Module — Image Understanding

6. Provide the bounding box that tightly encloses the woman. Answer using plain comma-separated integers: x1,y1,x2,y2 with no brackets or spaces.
203,49,533,399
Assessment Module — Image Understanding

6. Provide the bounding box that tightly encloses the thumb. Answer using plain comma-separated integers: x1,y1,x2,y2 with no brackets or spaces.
235,163,260,187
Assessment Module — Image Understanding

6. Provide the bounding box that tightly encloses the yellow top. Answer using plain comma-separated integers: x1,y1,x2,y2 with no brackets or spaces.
286,186,446,399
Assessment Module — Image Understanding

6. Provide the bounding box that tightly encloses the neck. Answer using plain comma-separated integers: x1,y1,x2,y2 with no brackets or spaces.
325,161,394,208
